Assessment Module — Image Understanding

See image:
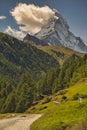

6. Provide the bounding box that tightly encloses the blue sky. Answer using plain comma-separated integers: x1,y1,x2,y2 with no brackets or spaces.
0,0,87,41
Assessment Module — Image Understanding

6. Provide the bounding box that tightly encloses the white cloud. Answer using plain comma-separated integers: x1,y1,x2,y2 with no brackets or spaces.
0,16,6,20
10,3,56,34
5,26,26,40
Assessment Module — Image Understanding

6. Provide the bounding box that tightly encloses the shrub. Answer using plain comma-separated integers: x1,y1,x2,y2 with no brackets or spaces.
73,93,80,100
42,97,51,104
73,93,87,100
39,106,47,111
58,90,67,95
62,96,67,101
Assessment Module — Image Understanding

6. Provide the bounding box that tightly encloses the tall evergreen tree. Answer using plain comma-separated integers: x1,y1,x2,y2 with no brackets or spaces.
15,72,35,112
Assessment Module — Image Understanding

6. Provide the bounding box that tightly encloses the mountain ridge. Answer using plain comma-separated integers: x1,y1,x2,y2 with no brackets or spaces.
35,9,87,53
23,33,48,46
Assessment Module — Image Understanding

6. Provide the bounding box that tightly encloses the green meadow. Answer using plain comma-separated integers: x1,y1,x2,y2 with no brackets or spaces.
30,80,87,130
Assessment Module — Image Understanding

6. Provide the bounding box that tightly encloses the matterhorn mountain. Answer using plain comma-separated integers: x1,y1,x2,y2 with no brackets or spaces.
24,9,87,53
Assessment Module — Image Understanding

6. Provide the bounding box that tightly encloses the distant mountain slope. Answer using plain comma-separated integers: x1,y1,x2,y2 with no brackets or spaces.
35,9,87,53
0,32,58,83
37,46,83,65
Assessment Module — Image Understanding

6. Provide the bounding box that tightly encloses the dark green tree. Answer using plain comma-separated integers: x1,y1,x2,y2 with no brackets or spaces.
15,72,35,112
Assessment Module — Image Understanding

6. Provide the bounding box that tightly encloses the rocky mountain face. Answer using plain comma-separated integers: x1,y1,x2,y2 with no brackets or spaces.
23,33,48,46
34,9,87,53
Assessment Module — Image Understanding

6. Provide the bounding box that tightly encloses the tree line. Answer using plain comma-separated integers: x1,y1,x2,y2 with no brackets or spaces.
0,54,87,113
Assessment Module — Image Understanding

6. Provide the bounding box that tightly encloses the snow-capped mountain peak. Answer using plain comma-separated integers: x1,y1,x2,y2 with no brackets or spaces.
35,9,87,53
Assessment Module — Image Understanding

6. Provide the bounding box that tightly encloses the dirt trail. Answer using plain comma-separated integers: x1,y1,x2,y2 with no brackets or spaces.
0,114,41,130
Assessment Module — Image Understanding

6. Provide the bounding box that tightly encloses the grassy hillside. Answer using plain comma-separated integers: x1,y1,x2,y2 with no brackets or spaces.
65,79,87,99
30,79,87,130
37,46,83,65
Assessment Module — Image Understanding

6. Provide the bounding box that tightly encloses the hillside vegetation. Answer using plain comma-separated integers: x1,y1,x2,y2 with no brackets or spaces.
0,32,87,121
0,32,58,113
0,32,58,83
35,53,87,96
37,46,83,65
30,80,87,130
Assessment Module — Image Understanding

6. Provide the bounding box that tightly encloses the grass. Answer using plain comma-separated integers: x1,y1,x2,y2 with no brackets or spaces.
30,79,87,130
0,113,30,119
65,78,87,99
0,114,10,119
31,100,87,130
0,114,17,119
26,97,56,114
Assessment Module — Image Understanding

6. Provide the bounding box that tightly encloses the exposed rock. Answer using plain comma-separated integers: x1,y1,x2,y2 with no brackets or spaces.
23,33,48,46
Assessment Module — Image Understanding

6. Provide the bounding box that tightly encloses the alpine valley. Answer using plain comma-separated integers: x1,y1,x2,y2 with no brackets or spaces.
0,6,87,130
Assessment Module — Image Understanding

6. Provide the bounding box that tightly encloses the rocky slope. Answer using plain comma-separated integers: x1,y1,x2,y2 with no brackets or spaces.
23,33,48,46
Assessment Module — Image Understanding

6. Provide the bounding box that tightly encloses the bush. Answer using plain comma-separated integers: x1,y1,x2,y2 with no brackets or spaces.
58,90,67,95
73,93,87,100
39,106,47,111
62,96,67,101
42,97,51,104
73,93,80,100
